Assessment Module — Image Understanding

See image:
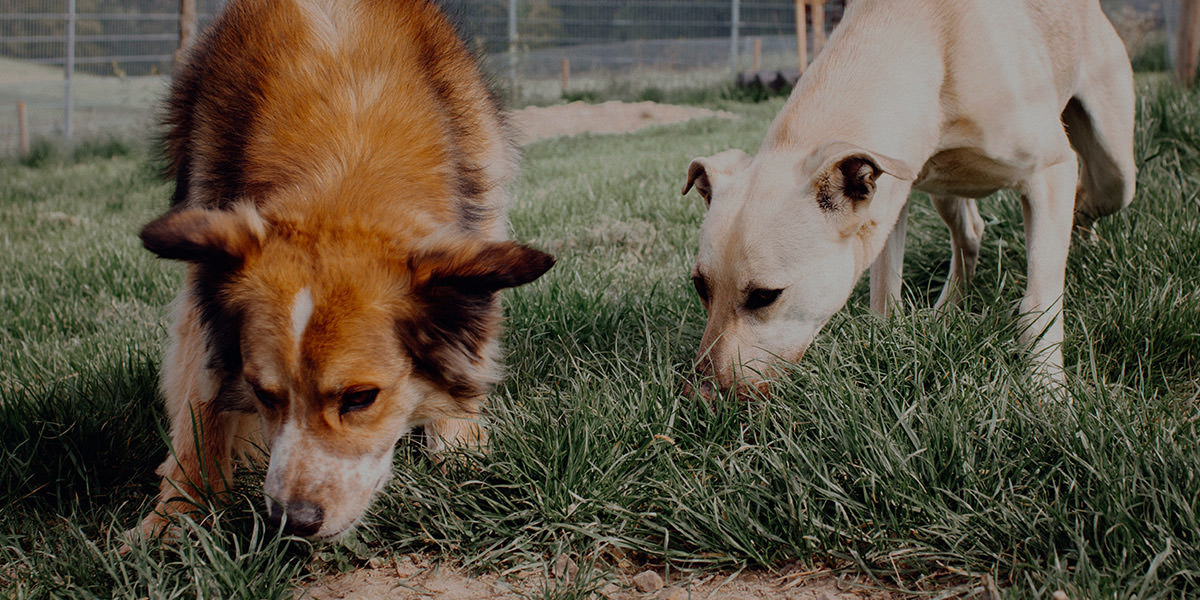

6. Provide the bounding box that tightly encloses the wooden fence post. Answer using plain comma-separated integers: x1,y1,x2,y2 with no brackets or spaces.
64,0,74,143
795,0,807,73
176,0,196,64
1179,0,1200,86
561,57,570,95
17,101,28,156
811,1,826,58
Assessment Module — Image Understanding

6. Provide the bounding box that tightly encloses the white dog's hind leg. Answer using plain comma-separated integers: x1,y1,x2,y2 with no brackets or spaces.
1065,12,1137,233
931,195,985,311
1019,159,1078,386
869,202,909,317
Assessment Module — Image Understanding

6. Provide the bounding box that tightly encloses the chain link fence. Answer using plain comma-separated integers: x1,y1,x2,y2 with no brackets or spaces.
0,0,1182,156
441,0,844,101
0,0,227,153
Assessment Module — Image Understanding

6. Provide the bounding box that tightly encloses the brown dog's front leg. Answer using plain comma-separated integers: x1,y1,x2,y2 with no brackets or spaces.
138,402,240,538
425,396,488,460
133,286,241,541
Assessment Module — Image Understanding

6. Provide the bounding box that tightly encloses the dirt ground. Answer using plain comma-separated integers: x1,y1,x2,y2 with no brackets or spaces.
508,100,736,145
304,554,905,600
300,101,904,600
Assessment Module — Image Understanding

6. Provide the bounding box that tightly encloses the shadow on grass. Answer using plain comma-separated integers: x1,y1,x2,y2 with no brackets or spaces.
0,352,317,599
0,351,164,514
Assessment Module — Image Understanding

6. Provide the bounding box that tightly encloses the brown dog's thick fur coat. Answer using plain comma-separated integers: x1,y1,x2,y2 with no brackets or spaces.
136,0,552,539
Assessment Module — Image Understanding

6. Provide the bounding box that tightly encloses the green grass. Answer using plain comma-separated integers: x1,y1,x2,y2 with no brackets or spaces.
1,83,1198,599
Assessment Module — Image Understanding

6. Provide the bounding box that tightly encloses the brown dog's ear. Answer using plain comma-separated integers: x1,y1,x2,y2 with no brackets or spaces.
682,149,751,207
808,141,914,213
404,241,554,398
140,204,266,265
412,241,555,295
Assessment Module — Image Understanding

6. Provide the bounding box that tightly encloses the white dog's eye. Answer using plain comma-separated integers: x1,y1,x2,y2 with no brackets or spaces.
692,275,710,304
745,288,783,310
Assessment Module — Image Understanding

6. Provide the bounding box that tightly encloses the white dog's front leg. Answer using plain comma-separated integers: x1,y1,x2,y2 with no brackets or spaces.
932,195,985,311
869,202,909,317
1019,160,1078,386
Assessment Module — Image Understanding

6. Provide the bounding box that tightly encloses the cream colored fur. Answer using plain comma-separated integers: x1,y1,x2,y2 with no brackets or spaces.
684,0,1135,393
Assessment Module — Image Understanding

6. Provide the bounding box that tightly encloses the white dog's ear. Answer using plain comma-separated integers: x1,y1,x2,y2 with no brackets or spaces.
807,142,914,212
682,149,751,207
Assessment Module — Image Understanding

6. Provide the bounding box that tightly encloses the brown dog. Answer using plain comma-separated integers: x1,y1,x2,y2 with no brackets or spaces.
135,0,553,540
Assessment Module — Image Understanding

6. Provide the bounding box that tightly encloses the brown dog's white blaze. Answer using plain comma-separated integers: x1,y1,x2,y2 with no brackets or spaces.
135,0,554,541
245,319,399,539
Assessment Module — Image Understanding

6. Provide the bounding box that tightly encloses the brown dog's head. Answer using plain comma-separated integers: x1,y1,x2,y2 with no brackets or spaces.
682,143,913,398
141,203,553,538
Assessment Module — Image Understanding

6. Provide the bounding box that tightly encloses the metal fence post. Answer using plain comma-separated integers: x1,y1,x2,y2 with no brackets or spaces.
730,0,740,78
508,0,518,101
64,0,76,143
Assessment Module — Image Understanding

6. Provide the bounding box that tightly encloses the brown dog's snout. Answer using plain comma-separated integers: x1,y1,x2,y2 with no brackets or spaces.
268,499,325,537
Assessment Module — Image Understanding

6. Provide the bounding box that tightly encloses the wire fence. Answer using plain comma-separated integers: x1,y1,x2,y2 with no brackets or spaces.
0,0,1182,156
0,0,227,153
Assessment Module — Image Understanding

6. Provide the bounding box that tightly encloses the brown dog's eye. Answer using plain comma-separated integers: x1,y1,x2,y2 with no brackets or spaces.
745,288,783,310
692,275,710,303
340,387,379,415
249,384,282,410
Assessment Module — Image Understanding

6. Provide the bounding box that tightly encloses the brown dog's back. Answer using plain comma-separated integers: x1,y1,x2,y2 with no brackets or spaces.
164,0,514,237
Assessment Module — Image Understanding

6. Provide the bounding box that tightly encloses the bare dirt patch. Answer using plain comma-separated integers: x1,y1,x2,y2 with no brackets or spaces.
303,555,902,600
508,100,736,145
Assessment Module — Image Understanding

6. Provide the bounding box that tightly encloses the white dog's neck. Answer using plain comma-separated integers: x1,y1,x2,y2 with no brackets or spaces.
751,1,959,277
761,1,948,168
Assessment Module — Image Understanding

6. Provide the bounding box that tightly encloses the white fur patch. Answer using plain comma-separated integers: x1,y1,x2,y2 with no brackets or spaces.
290,287,314,356
263,420,301,516
294,0,341,53
263,416,394,538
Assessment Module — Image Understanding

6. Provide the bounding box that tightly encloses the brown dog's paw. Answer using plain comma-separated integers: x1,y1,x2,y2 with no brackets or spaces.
425,415,489,470
118,511,184,555
426,415,489,452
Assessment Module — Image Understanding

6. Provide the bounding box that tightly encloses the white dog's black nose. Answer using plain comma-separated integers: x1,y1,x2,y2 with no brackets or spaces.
268,500,325,537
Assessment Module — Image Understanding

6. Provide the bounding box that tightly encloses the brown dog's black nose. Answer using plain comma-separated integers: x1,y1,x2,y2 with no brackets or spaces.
268,500,325,537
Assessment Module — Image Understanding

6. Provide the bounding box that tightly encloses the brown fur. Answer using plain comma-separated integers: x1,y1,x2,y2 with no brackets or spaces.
134,0,552,540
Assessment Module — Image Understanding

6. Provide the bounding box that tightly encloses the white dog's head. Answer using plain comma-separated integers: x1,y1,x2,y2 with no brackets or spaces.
683,142,914,397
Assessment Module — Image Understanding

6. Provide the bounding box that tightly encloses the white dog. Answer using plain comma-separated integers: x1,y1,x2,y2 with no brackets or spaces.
683,0,1135,395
